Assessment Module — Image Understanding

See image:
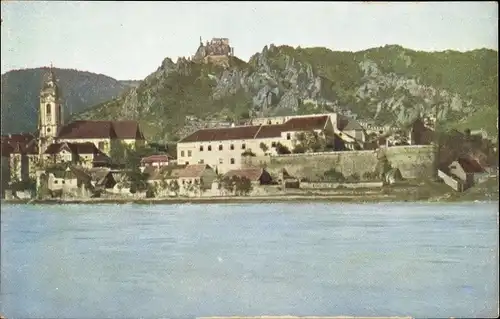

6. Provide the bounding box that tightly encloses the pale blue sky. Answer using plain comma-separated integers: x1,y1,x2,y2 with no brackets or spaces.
1,1,498,80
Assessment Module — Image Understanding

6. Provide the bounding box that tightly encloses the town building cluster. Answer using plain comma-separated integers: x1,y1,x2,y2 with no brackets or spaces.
1,63,495,200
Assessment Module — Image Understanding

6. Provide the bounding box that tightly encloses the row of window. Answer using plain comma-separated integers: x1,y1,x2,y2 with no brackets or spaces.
180,143,246,157
196,158,236,165
199,143,246,152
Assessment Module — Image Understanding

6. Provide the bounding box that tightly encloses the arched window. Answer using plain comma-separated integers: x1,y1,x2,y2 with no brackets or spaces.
46,104,51,115
230,158,235,164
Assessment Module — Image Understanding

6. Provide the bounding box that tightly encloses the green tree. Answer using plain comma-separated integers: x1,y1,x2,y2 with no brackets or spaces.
222,176,236,195
375,153,392,180
37,173,50,199
259,142,269,153
159,175,171,196
10,156,20,182
292,144,307,153
193,179,204,197
293,131,327,153
234,176,253,196
145,184,156,198
241,149,256,157
275,142,291,155
169,179,180,196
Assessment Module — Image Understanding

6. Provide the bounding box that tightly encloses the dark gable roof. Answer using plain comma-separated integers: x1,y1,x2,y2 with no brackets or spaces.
44,143,66,155
1,142,14,156
255,125,283,139
281,115,329,131
69,142,101,154
457,157,485,173
179,126,261,143
57,120,144,139
337,115,363,131
112,121,145,140
44,142,101,155
57,121,117,139
1,133,38,155
1,133,36,144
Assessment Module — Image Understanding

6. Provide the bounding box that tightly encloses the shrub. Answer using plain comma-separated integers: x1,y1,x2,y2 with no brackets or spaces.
323,168,345,182
145,186,156,198
363,171,379,181
241,150,256,157
292,144,307,154
235,176,253,196
259,142,269,153
276,142,291,155
347,173,360,182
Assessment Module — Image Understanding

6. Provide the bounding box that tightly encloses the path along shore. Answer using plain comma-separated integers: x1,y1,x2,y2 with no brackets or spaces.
2,192,496,205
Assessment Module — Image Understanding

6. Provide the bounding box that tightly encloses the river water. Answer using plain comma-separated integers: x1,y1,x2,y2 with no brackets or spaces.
1,202,498,318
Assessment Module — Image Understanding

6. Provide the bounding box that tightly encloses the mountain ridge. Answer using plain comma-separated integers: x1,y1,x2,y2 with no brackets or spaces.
9,44,497,141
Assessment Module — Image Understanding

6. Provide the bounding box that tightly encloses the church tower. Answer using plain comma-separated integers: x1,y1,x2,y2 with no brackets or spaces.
38,65,63,154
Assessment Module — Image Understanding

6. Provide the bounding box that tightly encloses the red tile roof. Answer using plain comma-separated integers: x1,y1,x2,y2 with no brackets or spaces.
179,126,261,143
57,120,144,140
1,142,13,157
457,157,485,173
112,121,145,140
141,154,172,164
146,165,187,181
177,164,213,178
281,115,329,131
1,133,36,144
57,121,117,139
224,168,265,181
255,125,283,139
179,115,331,143
1,133,38,155
69,142,101,154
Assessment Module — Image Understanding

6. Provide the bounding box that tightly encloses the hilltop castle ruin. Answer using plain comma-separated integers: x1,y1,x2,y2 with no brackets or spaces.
192,37,234,66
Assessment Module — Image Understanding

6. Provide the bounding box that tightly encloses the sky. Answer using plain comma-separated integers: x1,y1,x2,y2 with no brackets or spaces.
1,1,498,80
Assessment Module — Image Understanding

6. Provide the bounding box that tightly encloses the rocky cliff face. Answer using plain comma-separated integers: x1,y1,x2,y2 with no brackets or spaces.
74,44,498,141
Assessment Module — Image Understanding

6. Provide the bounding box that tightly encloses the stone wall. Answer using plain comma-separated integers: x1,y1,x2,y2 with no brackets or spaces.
301,181,384,189
266,145,435,180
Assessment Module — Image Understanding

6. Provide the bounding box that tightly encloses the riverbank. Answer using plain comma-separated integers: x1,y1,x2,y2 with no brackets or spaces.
2,178,497,206
2,191,497,206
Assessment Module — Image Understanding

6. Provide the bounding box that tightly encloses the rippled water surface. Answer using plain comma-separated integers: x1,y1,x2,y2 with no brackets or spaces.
1,202,498,318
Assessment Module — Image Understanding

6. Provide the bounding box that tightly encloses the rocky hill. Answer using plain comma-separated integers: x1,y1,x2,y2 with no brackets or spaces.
1,68,136,134
74,44,498,141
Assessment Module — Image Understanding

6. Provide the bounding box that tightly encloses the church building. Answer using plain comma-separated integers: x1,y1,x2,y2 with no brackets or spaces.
1,66,145,185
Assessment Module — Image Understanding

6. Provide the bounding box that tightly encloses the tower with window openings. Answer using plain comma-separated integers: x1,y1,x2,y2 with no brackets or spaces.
38,65,63,154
